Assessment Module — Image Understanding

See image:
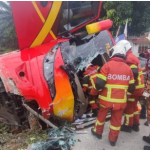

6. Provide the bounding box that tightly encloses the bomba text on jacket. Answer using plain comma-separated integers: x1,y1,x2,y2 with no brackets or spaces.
107,74,130,81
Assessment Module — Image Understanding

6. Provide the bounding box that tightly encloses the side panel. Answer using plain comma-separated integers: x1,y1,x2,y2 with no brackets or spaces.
10,1,61,50
10,1,102,50
0,40,66,118
53,48,74,121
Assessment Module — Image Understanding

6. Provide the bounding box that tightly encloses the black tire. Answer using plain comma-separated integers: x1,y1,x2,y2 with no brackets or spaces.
0,107,20,132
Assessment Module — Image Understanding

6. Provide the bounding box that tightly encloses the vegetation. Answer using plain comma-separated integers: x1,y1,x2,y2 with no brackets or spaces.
101,1,150,36
0,1,18,51
0,1,150,51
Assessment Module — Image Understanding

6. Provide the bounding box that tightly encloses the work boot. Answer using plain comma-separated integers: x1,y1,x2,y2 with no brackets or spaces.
143,136,150,144
91,128,102,139
144,146,150,150
144,121,149,126
109,141,116,146
132,124,139,132
92,109,98,117
120,125,132,133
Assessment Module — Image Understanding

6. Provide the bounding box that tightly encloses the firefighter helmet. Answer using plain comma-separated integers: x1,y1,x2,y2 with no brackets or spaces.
86,63,92,70
117,40,132,52
110,45,126,58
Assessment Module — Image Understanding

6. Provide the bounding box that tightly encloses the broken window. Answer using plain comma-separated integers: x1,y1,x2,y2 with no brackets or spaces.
61,30,113,73
30,127,76,150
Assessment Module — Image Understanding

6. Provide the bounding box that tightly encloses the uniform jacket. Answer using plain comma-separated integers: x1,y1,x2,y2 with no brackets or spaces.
90,57,135,110
82,65,100,93
126,50,144,96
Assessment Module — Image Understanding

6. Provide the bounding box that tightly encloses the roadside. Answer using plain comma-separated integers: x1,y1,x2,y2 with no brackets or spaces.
0,118,149,150
74,119,149,150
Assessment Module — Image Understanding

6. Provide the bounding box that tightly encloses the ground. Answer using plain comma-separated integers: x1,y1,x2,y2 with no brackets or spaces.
74,119,149,150
0,129,48,150
0,118,149,150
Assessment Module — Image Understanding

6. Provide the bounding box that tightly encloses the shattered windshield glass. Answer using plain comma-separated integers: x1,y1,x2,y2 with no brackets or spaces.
30,127,76,150
61,30,113,72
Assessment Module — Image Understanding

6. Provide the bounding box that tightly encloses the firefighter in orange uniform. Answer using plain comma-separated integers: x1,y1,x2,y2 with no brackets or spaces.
90,45,135,146
117,40,144,132
82,63,100,117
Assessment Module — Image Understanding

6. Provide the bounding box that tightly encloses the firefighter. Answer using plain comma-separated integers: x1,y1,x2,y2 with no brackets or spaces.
82,63,100,117
90,45,135,146
117,40,144,132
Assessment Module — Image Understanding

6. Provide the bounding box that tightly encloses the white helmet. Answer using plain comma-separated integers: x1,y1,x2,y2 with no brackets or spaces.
117,40,132,52
110,45,126,58
85,63,92,70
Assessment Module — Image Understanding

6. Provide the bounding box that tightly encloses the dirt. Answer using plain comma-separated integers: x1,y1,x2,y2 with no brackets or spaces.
0,127,48,150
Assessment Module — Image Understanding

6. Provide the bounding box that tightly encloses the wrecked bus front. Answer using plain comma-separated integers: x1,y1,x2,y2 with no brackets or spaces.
0,1,114,127
10,1,102,50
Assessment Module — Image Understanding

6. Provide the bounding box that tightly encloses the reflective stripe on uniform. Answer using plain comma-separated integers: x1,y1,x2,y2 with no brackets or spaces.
84,75,88,77
97,67,100,71
137,74,141,85
127,92,132,95
125,113,134,126
95,120,105,126
134,111,140,115
88,86,93,89
98,95,126,103
105,84,128,89
83,84,88,87
100,104,106,108
129,79,134,84
89,100,95,104
135,84,145,89
110,125,121,131
90,74,102,91
90,74,97,88
139,71,143,75
136,70,144,88
90,78,95,88
97,74,107,81
128,98,135,102
98,83,128,103
130,64,138,69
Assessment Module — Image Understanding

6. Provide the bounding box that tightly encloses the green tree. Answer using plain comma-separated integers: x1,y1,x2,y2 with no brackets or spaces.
101,1,150,36
129,1,150,36
0,1,18,51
